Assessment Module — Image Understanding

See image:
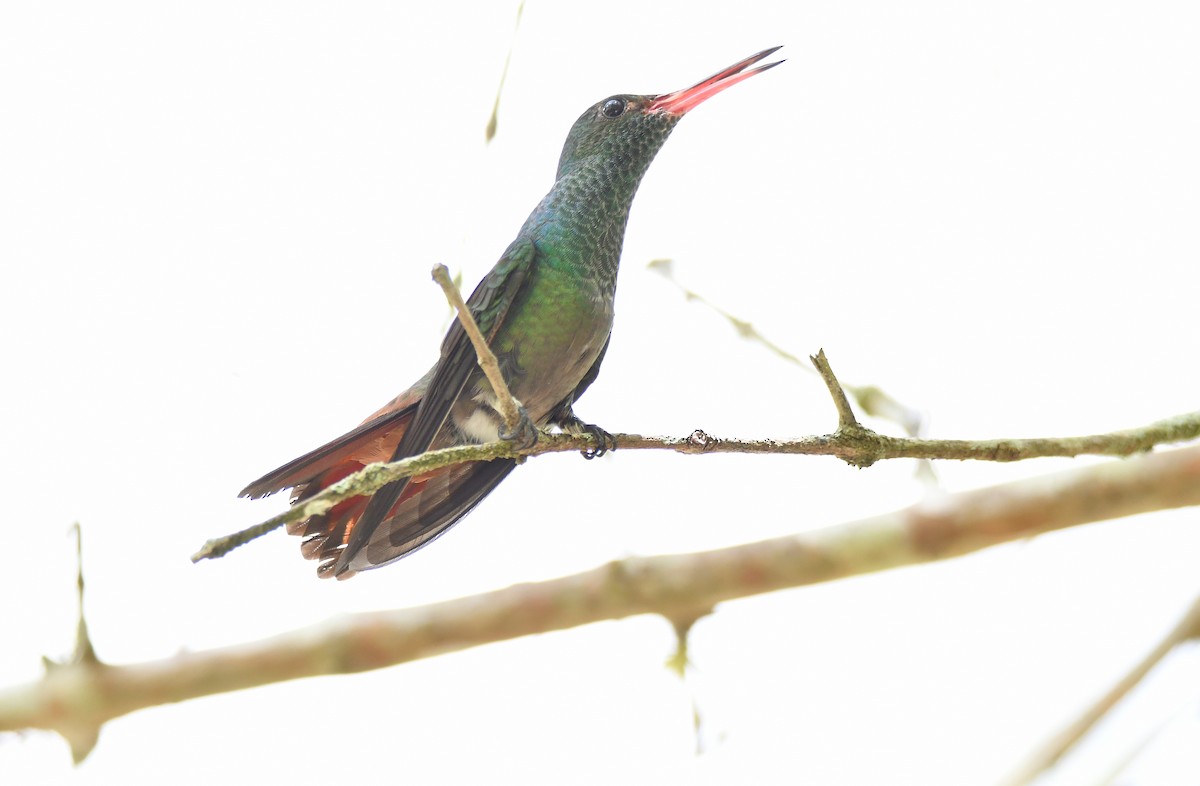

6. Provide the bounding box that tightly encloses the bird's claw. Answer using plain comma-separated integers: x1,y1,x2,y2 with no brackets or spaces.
498,405,540,451
577,422,616,460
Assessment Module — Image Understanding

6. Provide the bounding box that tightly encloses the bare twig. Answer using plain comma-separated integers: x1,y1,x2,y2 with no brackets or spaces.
431,263,522,435
195,409,1200,561
811,349,860,432
16,445,1200,747
996,593,1200,786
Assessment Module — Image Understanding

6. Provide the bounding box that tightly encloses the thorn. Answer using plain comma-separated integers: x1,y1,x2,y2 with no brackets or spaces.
67,727,101,766
70,523,98,667
662,609,713,756
663,610,710,677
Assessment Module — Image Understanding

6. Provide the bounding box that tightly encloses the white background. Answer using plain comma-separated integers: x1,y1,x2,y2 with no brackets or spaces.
2,2,1199,784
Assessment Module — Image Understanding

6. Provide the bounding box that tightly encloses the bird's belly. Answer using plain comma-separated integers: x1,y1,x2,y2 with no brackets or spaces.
450,266,613,442
507,269,612,414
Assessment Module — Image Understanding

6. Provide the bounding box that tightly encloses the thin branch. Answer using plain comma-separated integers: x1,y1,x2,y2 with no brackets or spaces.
193,409,1200,561
13,444,1200,744
431,263,522,435
996,593,1200,786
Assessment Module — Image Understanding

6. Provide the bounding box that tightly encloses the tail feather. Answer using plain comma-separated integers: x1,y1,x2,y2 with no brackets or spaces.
240,398,419,576
241,393,518,579
240,403,418,500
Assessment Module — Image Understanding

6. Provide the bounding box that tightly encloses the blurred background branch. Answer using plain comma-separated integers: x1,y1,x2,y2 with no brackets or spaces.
6,443,1200,761
996,593,1200,786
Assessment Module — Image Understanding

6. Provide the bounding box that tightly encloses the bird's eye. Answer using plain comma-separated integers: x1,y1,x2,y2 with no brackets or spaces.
601,98,626,118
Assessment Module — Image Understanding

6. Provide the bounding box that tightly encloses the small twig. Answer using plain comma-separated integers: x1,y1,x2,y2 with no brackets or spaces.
996,593,1200,786
431,263,522,435
811,348,860,432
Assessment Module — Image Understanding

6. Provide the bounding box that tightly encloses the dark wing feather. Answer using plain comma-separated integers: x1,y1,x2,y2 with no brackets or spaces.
332,237,538,575
336,458,519,575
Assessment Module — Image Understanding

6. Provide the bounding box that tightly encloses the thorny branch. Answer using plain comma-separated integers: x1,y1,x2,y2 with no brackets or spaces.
8,444,1200,753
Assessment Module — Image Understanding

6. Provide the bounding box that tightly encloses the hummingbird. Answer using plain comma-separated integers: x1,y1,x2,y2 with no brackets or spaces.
241,46,783,579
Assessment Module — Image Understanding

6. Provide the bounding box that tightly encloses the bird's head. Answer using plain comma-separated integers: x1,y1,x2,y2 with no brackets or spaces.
555,46,783,180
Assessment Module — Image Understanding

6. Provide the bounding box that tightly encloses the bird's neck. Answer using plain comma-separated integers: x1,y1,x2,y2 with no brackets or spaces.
520,153,654,293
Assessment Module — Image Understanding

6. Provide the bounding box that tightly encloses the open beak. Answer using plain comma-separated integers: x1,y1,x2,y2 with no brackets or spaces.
647,46,784,115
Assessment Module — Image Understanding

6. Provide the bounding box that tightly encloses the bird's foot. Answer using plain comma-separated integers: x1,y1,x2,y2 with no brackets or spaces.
498,405,540,451
562,417,617,460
